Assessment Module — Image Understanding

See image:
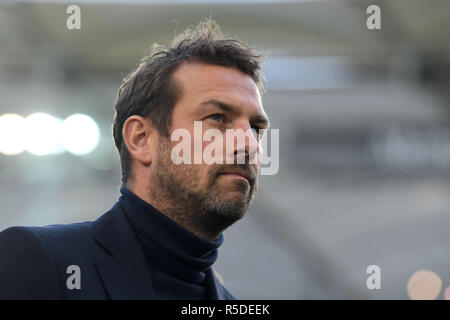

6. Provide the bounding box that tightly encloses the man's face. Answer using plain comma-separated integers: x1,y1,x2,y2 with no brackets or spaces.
153,62,269,234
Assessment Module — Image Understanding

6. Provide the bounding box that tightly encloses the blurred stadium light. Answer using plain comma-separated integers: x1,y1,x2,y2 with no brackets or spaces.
0,112,100,156
0,114,27,155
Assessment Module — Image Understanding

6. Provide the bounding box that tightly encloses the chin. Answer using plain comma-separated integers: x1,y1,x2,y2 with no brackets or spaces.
206,178,255,212
219,179,251,195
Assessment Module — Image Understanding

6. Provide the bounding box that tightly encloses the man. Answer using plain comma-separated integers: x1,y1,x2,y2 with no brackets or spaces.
0,19,270,299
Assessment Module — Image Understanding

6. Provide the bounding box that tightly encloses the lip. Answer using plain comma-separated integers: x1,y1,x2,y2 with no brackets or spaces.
220,171,251,182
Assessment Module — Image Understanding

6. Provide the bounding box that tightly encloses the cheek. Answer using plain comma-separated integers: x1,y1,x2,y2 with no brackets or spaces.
200,163,215,182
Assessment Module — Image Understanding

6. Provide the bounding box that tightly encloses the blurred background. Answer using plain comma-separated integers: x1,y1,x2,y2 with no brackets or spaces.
1,0,450,299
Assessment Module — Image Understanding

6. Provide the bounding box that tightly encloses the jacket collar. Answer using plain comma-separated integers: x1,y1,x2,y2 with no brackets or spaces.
92,201,227,300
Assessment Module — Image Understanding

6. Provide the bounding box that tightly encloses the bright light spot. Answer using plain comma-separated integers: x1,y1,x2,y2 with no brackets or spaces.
61,114,100,155
445,286,450,300
407,270,442,300
0,113,27,155
25,113,62,156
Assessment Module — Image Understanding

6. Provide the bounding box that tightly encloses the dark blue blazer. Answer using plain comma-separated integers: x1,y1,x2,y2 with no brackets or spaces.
0,202,235,300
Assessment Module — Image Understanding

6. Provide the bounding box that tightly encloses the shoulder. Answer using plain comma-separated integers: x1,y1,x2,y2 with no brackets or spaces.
5,222,97,258
26,221,94,248
0,226,63,298
0,222,100,299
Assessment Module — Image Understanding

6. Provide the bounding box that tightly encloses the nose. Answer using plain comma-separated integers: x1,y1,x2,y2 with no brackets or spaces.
230,120,260,164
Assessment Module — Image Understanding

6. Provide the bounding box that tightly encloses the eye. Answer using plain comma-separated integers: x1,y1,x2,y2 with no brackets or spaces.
207,113,226,123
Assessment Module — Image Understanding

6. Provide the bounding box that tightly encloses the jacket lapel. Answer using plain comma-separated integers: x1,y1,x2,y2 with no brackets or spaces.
92,202,156,299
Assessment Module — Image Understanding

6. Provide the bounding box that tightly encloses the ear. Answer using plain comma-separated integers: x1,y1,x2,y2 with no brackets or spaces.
122,115,155,166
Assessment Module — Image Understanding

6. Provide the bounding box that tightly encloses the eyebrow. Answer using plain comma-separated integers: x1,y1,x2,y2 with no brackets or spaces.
200,99,270,128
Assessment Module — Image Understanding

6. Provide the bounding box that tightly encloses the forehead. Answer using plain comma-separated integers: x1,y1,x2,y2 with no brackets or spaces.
172,62,263,111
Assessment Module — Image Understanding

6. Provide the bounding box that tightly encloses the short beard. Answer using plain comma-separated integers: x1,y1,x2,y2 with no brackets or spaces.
152,136,258,241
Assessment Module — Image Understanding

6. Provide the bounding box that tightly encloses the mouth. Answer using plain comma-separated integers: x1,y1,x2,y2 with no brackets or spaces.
219,171,251,183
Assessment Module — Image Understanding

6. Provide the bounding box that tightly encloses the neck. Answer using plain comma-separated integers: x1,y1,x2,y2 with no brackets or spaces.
125,183,221,242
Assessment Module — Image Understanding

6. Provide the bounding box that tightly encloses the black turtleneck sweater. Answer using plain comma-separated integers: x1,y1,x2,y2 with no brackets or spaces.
118,187,224,300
